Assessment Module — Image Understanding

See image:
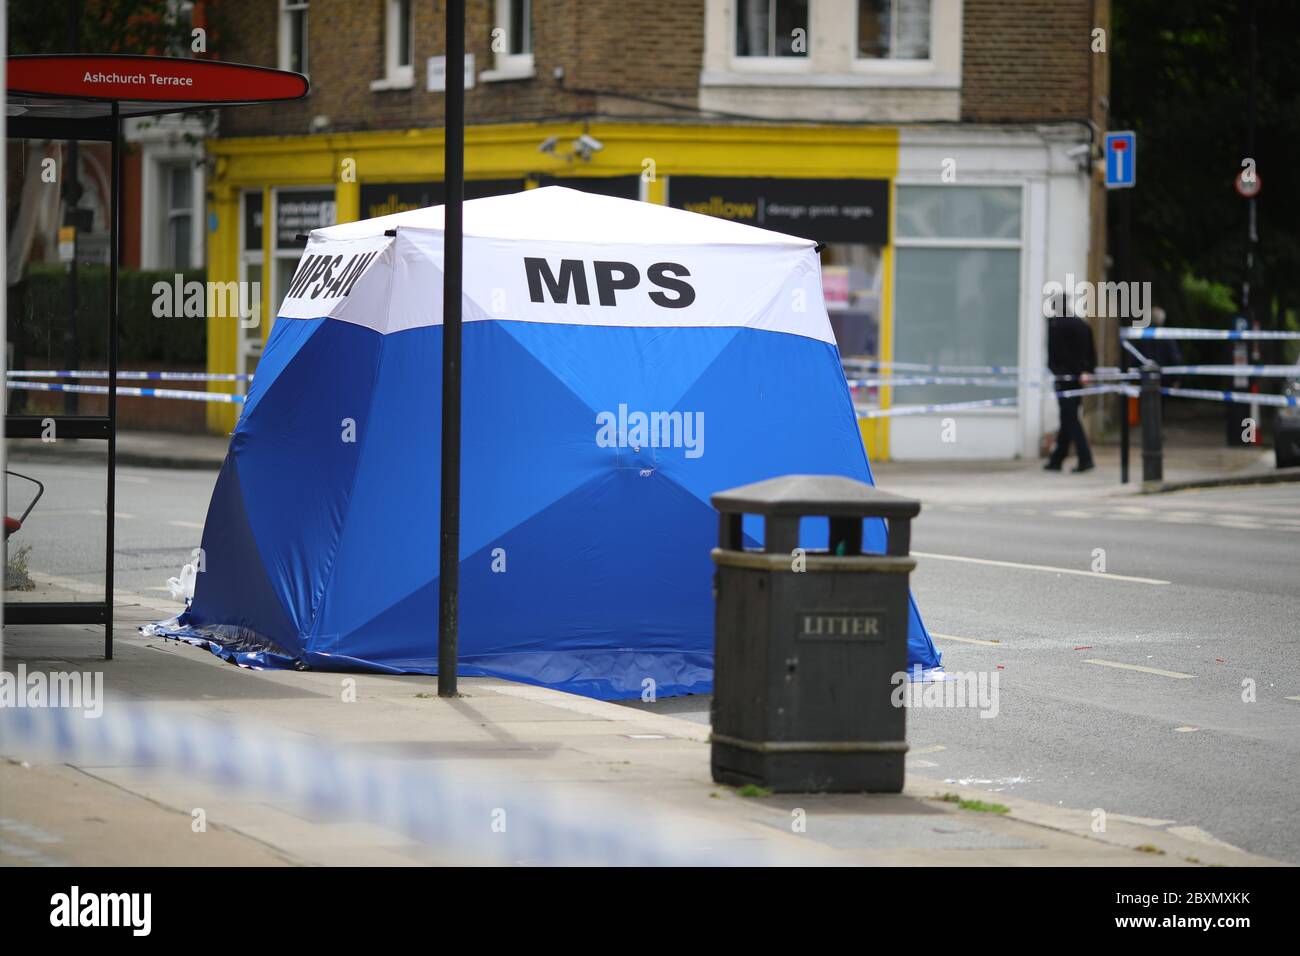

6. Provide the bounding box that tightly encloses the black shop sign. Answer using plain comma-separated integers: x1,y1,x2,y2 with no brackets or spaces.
668,176,889,245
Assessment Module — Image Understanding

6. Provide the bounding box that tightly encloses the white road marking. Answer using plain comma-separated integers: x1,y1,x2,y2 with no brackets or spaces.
1050,509,1092,519
1165,825,1243,852
934,632,1002,647
1083,659,1195,679
914,551,1170,585
1173,726,1199,732
1284,696,1300,703
910,745,946,756
168,520,205,529
1109,813,1177,827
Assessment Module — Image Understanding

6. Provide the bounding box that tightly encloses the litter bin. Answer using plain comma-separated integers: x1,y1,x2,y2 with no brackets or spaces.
709,474,919,792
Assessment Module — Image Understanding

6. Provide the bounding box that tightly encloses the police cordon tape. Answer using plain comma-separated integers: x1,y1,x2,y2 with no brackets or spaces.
845,359,1130,378
6,380,245,404
1122,327,1300,341
1159,365,1300,378
857,384,1127,419
1114,384,1300,409
0,693,791,866
6,369,253,382
848,373,1141,390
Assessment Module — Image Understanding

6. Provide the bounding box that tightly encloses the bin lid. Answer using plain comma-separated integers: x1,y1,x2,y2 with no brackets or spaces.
711,474,920,519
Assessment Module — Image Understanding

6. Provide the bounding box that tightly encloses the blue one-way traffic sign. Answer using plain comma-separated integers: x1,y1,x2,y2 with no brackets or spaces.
1104,130,1136,189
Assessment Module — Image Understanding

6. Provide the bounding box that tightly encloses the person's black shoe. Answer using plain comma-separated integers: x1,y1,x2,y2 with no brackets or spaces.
1072,461,1095,474
1043,460,1063,471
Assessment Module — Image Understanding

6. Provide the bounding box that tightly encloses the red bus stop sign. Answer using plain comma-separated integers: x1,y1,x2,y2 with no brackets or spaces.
8,54,308,115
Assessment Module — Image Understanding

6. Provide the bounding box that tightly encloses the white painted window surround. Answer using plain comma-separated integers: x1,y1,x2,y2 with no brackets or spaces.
278,0,309,76
129,116,205,271
372,0,415,91
481,0,535,83
888,128,1094,460
702,0,961,89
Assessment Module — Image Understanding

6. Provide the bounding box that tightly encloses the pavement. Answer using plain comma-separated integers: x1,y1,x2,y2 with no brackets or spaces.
872,439,1293,505
0,603,1282,866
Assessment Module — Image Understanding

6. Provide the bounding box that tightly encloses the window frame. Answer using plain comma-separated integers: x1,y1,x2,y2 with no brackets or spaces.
238,189,267,390
278,0,310,76
855,0,934,65
372,0,415,90
731,0,811,73
481,0,535,83
161,161,194,270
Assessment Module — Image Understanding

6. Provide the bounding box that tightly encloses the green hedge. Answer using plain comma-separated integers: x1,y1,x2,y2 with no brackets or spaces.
8,264,207,366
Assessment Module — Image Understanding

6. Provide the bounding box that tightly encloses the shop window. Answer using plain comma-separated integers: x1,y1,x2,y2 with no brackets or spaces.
821,244,883,359
273,189,335,319
735,0,809,58
857,0,932,61
374,0,414,90
483,0,534,81
893,185,1023,407
896,185,1021,241
279,0,309,75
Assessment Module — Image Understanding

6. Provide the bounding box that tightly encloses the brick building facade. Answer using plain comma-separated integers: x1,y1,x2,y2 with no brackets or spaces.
203,0,1113,460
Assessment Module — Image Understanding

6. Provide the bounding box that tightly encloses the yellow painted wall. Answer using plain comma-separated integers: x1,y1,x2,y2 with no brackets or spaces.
206,122,899,454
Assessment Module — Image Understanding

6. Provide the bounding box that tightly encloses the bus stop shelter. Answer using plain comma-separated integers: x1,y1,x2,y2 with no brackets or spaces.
5,54,307,655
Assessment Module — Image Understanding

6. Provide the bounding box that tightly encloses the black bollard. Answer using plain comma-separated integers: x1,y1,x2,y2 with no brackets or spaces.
1140,366,1163,485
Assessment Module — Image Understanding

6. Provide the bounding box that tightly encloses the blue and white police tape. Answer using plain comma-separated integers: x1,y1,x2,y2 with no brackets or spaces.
1162,386,1297,409
1157,365,1300,378
1122,327,1300,341
856,384,1125,419
844,360,1132,382
0,692,793,866
849,375,1024,389
6,380,245,404
6,369,253,382
1113,384,1297,408
845,359,1033,375
848,373,1137,390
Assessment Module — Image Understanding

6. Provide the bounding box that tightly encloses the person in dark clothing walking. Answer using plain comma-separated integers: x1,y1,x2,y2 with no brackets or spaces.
1045,300,1098,473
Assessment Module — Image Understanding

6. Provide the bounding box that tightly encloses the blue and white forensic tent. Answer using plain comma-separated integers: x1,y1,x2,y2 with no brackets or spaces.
164,187,941,698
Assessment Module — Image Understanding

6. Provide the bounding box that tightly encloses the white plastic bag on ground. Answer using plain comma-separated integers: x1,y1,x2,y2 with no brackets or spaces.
166,563,197,604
